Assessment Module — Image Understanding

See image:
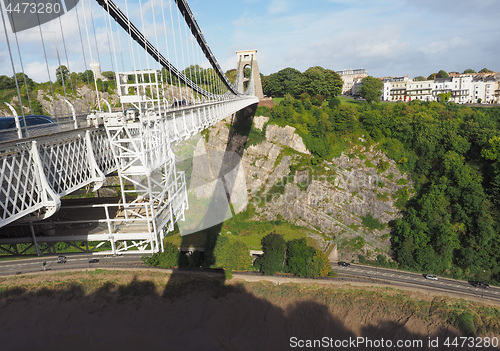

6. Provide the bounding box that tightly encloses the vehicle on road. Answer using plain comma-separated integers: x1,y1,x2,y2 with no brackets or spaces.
472,281,489,289
57,255,67,264
0,115,60,141
337,261,350,267
89,258,100,264
423,274,438,280
171,99,187,108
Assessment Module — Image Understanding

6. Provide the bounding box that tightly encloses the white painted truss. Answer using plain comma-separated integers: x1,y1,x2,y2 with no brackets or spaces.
0,95,258,255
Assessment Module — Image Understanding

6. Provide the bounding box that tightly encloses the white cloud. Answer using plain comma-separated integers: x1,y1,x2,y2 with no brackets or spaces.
402,0,500,18
24,61,59,83
268,0,289,15
420,37,470,56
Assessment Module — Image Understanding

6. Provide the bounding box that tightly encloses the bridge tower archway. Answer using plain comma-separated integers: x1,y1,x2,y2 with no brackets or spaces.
236,50,264,100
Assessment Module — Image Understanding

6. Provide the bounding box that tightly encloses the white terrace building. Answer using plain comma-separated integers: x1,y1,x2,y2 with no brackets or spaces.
433,76,474,104
382,76,409,102
336,69,368,95
406,80,434,102
381,74,499,104
450,76,473,104
495,81,500,104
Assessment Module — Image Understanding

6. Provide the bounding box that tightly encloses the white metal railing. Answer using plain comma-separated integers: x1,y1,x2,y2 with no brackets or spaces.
0,94,257,255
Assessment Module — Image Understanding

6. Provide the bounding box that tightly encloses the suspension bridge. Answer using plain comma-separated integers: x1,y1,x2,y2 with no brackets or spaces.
0,0,263,255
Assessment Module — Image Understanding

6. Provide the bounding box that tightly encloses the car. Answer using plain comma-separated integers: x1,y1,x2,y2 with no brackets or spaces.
472,282,489,289
0,114,59,141
424,274,438,280
57,255,67,264
89,258,100,264
171,99,187,108
337,261,350,267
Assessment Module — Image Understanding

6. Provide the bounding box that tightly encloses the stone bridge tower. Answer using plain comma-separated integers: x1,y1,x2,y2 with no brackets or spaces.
236,50,264,100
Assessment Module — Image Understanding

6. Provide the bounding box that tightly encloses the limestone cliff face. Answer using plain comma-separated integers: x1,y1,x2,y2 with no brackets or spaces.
1,83,192,117
37,86,120,116
196,114,414,260
264,124,310,155
0,87,120,117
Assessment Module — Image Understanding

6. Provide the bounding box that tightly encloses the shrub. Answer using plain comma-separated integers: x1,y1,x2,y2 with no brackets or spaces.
158,242,179,268
214,236,252,271
361,213,385,230
143,242,179,268
451,311,477,336
307,250,333,278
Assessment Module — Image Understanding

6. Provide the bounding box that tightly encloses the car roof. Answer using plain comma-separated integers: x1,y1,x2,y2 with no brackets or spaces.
0,115,54,121
0,115,55,129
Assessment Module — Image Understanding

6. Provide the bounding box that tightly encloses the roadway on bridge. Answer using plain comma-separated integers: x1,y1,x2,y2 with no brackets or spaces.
0,255,498,304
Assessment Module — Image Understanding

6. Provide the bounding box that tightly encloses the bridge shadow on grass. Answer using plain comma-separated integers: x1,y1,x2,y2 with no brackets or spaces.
0,273,488,351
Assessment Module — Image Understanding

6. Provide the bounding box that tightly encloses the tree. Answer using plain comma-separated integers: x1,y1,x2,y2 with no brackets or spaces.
225,69,237,83
301,66,343,98
31,98,45,115
437,92,451,103
327,97,340,109
463,69,476,74
0,75,15,89
286,238,315,277
482,136,500,161
413,76,426,81
78,70,94,84
102,71,115,80
436,70,449,78
358,76,383,103
256,232,287,275
479,68,493,73
307,250,333,277
14,73,34,89
263,67,302,97
56,65,70,86
214,236,252,271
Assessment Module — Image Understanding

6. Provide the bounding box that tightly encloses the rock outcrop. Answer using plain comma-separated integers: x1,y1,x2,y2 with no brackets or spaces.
198,114,414,260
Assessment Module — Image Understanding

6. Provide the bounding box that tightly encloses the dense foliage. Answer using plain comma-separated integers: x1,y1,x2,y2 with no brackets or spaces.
262,94,500,282
256,233,333,278
263,66,343,99
213,236,253,271
142,242,179,268
359,76,384,103
254,232,287,275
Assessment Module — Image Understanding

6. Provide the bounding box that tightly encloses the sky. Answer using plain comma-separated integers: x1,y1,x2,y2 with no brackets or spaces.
1,0,499,82
193,0,500,77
